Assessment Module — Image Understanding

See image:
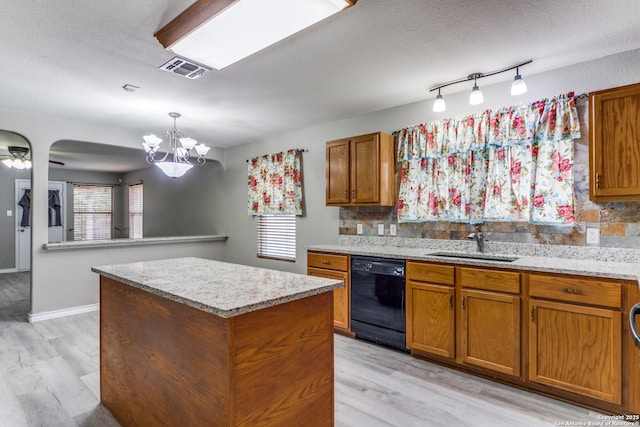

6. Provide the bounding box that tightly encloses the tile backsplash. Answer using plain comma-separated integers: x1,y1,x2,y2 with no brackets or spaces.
339,103,640,249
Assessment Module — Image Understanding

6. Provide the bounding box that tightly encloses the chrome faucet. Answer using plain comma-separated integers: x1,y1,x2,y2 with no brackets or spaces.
467,224,485,253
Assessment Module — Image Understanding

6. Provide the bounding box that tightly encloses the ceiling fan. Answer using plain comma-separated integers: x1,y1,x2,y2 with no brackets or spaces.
1,146,65,169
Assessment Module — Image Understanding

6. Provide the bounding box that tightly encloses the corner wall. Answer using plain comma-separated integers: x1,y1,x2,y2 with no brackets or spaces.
0,110,227,315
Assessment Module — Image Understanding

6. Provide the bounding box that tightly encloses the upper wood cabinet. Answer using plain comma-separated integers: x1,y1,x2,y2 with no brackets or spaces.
326,132,396,206
589,82,640,200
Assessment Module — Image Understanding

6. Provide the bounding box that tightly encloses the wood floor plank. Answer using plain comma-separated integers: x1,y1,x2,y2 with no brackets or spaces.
0,369,30,426
0,271,624,427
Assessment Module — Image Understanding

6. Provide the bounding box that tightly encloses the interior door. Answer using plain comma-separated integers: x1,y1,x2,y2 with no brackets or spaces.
15,179,66,271
15,179,30,271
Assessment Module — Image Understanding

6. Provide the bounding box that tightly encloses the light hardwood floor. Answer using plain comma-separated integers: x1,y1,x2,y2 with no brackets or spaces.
0,272,615,426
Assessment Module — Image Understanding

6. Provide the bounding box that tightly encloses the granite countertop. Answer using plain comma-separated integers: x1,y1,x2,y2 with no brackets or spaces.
307,242,640,286
44,234,228,250
92,257,343,318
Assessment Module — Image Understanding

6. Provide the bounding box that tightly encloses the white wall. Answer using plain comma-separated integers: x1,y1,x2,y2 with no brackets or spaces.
219,49,640,274
124,161,224,237
2,48,639,316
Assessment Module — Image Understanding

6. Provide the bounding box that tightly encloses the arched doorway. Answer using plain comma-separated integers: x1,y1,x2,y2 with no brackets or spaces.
0,130,32,320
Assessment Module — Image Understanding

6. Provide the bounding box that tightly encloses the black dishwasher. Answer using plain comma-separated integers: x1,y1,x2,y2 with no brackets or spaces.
350,256,407,351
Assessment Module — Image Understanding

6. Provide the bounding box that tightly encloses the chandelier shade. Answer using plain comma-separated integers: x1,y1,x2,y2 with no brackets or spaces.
155,161,193,178
143,112,210,178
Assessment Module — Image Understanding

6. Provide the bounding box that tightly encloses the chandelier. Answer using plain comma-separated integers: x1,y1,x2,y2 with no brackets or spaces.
2,146,32,170
142,112,211,178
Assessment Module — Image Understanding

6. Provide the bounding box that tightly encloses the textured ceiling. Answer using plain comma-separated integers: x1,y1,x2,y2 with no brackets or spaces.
0,0,639,154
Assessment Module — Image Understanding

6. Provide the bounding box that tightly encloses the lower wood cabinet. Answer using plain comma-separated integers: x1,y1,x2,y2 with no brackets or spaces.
404,261,639,413
407,281,455,358
458,267,521,377
460,289,521,377
307,251,350,334
528,273,623,405
406,262,455,359
307,253,639,413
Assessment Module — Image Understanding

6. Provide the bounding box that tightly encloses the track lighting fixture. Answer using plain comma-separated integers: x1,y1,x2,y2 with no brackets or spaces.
429,60,532,113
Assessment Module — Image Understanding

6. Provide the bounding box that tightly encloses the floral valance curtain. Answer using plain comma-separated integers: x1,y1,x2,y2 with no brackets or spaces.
397,93,580,225
248,149,303,216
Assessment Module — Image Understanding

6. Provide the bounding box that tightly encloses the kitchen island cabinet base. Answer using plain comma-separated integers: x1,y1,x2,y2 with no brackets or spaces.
100,276,334,427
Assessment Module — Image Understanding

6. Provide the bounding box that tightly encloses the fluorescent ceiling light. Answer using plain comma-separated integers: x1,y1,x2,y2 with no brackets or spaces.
156,0,356,70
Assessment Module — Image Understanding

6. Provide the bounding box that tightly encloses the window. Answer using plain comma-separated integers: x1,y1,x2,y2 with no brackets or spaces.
128,183,143,239
257,215,296,261
73,185,113,240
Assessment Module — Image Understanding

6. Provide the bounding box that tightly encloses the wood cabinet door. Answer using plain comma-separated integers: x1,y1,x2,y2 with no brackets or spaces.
406,280,455,359
590,83,640,200
460,289,521,377
350,134,379,204
528,299,622,404
326,139,350,205
308,267,350,332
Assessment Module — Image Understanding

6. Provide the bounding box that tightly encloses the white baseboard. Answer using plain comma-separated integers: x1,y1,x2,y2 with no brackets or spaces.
0,268,19,274
29,303,100,322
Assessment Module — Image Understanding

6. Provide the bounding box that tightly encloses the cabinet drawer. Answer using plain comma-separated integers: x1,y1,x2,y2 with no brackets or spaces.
407,261,454,285
307,252,349,271
459,267,520,294
528,274,622,309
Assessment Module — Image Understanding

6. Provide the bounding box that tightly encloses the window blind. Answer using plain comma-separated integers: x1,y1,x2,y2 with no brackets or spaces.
73,185,113,241
128,183,143,239
257,215,296,261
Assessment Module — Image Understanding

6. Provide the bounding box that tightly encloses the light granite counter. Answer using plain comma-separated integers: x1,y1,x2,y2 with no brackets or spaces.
44,234,228,250
307,236,640,286
96,257,339,424
92,257,343,318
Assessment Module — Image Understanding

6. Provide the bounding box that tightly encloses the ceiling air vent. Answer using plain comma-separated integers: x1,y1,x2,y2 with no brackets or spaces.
159,57,209,79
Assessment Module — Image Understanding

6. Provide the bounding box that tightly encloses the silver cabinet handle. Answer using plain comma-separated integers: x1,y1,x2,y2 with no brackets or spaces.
630,303,640,348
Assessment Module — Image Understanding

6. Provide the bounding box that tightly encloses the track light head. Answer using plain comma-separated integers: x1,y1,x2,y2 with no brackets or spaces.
511,67,528,95
433,88,446,112
469,74,484,105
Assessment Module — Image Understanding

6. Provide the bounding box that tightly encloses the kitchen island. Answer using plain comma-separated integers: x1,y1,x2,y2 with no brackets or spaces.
92,257,343,427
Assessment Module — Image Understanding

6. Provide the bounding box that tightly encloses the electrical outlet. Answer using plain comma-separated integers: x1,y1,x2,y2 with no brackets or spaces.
389,224,397,236
586,228,600,245
357,224,363,235
6,210,12,217
377,224,384,236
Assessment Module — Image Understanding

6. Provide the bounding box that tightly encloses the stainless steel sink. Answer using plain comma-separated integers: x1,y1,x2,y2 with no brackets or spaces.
428,251,519,262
